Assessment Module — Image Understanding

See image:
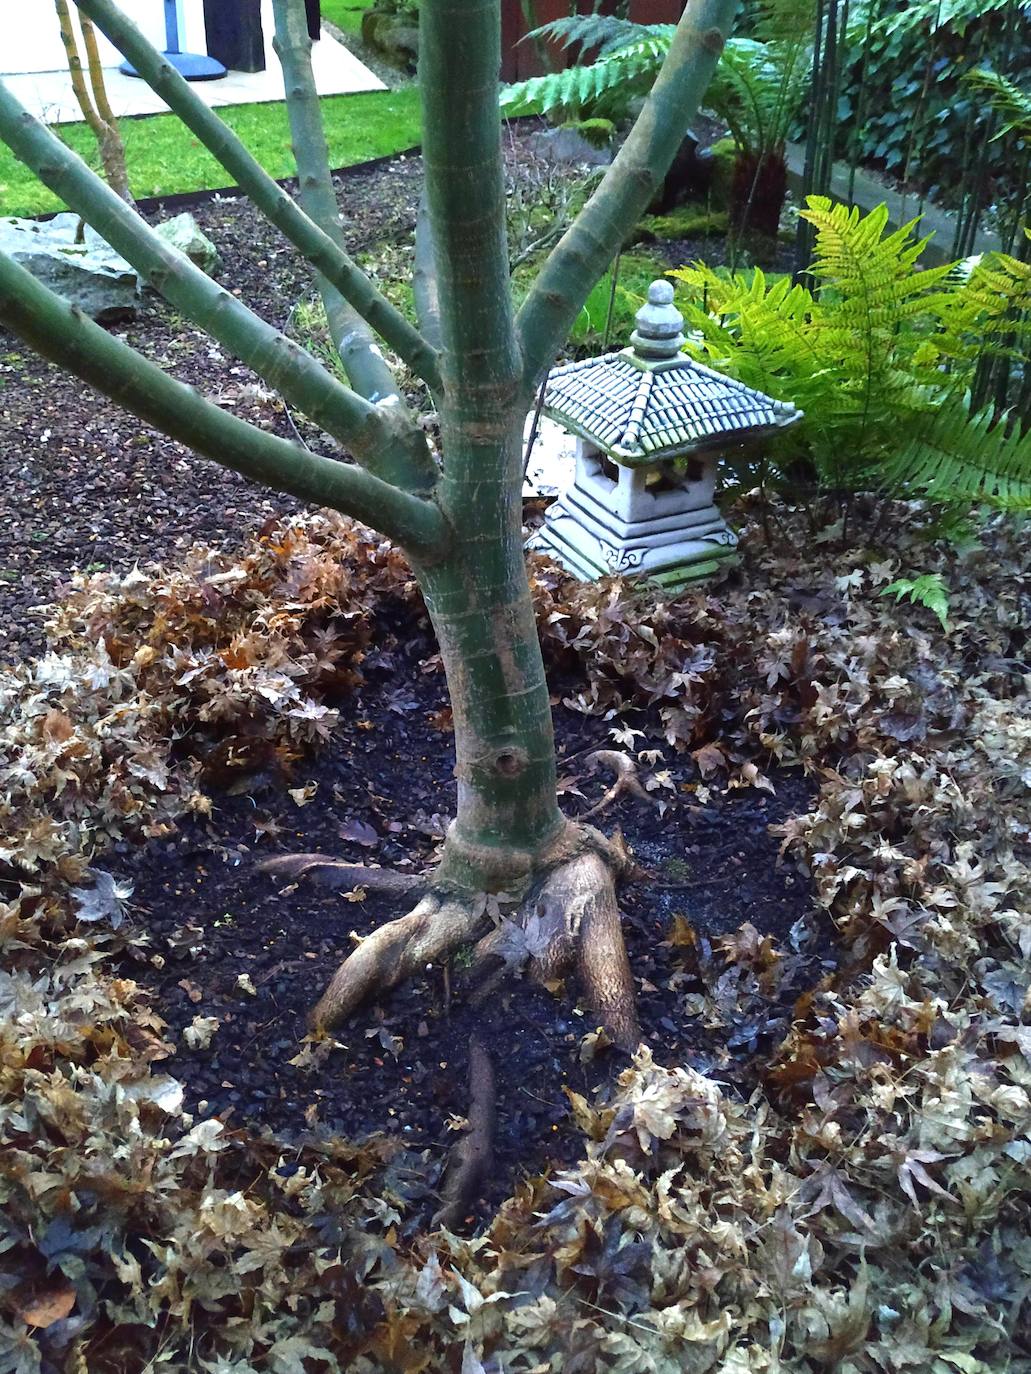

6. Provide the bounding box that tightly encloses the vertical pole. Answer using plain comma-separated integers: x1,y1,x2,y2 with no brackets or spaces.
164,0,182,55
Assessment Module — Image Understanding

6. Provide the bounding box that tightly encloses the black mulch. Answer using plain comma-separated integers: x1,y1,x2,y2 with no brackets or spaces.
111,658,830,1224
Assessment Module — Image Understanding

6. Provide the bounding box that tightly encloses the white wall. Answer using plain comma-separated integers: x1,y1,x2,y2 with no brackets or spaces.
1,2,209,75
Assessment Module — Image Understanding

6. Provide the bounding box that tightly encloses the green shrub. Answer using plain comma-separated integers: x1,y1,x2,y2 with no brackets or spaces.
838,0,1030,210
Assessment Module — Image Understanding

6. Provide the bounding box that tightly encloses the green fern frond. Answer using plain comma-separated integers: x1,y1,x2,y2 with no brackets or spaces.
672,263,854,481
801,198,952,308
674,201,1031,503
882,394,1031,509
500,30,670,116
962,66,1031,140
707,37,809,154
928,246,1031,375
500,57,636,117
961,249,1031,320
798,197,953,454
880,573,950,631
527,15,675,61
502,23,808,151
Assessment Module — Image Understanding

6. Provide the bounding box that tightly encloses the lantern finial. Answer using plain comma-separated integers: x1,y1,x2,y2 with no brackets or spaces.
630,279,684,362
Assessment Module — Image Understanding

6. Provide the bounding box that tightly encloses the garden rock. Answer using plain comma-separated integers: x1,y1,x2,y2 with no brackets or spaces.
153,213,219,274
0,213,139,321
361,7,419,69
528,124,615,167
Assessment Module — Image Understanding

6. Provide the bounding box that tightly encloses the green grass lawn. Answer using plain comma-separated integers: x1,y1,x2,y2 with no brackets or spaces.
321,0,377,36
0,85,421,217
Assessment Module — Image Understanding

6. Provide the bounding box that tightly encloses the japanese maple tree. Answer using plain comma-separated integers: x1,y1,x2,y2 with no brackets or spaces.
0,0,735,1048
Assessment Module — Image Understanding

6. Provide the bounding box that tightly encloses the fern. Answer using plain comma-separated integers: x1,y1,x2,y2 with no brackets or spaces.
800,198,954,327
800,199,951,473
880,394,1031,510
673,199,1031,507
879,573,950,631
527,15,675,62
675,264,840,427
677,267,842,488
927,240,1031,377
501,14,811,154
706,37,810,156
963,66,1031,141
500,24,672,118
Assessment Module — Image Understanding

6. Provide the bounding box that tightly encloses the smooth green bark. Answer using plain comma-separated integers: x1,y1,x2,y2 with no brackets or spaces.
74,0,442,394
418,0,563,869
517,0,739,388
415,430,565,883
270,0,401,408
412,191,442,356
0,252,447,554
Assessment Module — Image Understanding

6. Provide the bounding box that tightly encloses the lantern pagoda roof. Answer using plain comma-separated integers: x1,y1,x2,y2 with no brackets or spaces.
542,280,802,467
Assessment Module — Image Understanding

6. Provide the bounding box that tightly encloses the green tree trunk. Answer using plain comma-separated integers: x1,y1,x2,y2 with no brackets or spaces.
418,424,564,890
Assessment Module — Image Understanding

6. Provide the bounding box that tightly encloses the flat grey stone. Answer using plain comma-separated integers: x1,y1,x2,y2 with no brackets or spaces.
527,126,614,167
0,212,139,321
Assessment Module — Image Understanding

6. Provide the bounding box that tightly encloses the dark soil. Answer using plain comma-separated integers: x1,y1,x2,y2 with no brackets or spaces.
111,658,828,1225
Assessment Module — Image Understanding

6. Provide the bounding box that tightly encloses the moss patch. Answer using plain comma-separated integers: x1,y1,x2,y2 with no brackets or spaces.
707,136,739,209
636,206,730,243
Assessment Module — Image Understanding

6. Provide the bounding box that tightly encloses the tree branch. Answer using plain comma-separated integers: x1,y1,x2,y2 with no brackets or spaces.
516,0,738,389
271,0,401,407
0,249,449,556
420,0,522,421
78,10,133,204
0,77,428,483
55,0,100,138
71,0,443,397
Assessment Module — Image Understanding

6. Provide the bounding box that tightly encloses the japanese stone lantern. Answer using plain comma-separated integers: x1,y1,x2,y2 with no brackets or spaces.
529,280,802,587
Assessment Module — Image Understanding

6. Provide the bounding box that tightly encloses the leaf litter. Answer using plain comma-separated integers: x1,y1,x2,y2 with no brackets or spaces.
0,502,1028,1371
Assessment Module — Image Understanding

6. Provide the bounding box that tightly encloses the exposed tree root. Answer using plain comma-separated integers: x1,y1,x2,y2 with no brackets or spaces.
257,854,426,898
310,891,487,1030
269,822,643,1052
531,848,641,1051
580,750,654,819
432,1034,495,1230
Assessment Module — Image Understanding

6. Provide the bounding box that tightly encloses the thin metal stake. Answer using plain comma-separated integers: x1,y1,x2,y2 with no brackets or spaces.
602,248,623,351
522,369,551,483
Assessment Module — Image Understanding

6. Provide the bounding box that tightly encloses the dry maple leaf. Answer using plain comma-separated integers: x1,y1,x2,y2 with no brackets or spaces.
17,1282,75,1329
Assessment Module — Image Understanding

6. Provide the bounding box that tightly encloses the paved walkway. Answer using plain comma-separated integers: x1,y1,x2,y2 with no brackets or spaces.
3,3,383,124
784,141,1001,263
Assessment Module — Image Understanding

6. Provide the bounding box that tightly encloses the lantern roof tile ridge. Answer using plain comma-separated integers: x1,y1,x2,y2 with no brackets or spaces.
542,280,803,466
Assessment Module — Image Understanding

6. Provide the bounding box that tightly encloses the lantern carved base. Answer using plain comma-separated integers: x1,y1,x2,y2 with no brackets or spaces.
527,443,738,588
528,487,738,588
